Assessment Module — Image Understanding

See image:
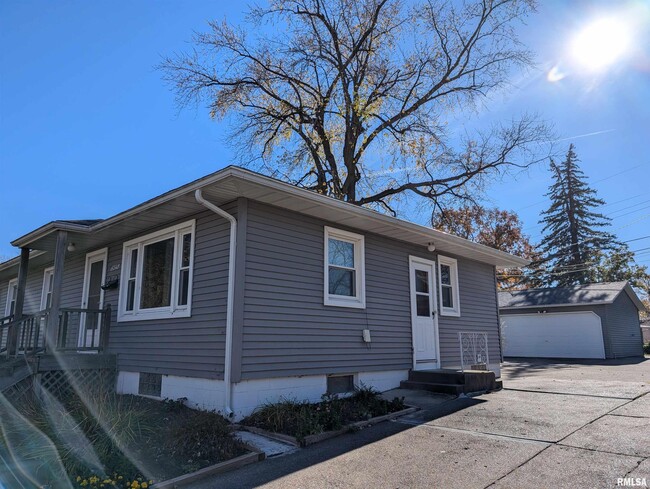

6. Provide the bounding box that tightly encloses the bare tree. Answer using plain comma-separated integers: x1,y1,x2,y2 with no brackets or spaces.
161,0,550,214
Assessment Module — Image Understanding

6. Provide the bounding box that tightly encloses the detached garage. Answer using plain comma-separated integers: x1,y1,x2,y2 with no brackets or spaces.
499,282,646,359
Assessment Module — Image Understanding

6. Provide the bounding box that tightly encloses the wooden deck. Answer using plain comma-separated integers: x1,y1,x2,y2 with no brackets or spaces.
35,353,116,372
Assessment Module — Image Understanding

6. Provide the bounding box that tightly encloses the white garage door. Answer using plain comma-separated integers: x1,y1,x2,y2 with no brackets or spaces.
501,312,606,359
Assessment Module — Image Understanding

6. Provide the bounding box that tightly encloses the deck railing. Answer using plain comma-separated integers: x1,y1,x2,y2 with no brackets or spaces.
58,307,112,353
0,305,111,358
0,310,48,357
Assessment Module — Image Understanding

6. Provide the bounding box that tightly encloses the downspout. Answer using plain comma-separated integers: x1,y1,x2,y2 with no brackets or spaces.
195,189,236,416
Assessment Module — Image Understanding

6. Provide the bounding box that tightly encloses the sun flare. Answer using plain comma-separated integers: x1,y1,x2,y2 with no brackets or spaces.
570,18,631,72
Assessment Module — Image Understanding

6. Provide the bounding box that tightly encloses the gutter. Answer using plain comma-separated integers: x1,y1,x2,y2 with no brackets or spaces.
194,189,236,417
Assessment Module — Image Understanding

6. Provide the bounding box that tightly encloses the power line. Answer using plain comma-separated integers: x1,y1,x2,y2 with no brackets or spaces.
525,198,650,233
515,164,646,213
591,164,643,184
626,235,650,244
499,234,650,277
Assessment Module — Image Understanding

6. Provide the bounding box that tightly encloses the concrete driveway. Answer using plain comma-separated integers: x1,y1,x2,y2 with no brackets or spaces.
190,358,650,489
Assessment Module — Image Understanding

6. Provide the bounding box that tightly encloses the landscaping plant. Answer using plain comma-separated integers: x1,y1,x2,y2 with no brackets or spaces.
0,386,248,486
242,385,406,442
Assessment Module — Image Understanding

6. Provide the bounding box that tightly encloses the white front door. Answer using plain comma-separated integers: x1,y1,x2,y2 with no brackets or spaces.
409,256,440,370
78,248,108,349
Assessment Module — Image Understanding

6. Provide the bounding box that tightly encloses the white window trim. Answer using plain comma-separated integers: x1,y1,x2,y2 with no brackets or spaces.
41,267,54,311
118,219,196,322
324,226,365,309
4,278,18,318
438,255,461,317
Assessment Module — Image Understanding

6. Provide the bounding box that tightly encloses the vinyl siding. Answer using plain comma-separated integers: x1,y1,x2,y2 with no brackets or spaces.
104,206,234,378
437,260,501,368
603,293,643,358
0,280,9,317
239,201,501,380
2,204,235,379
5,198,502,381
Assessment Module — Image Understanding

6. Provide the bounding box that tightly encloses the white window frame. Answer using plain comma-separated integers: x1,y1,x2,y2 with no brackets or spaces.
438,255,460,317
41,267,54,311
4,278,18,318
324,227,365,309
118,219,196,322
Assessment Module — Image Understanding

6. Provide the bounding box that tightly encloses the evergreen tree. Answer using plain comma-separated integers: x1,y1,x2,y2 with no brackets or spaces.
533,144,619,286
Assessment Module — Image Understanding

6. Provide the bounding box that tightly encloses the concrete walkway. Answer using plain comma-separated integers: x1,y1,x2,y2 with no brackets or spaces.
189,358,650,488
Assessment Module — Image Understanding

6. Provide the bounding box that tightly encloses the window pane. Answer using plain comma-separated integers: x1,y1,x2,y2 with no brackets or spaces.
328,238,354,268
138,372,162,397
416,294,430,317
9,284,17,315
327,375,354,394
442,285,453,309
415,270,428,293
129,249,138,278
440,264,451,285
178,269,190,306
126,280,136,311
140,238,174,309
181,233,192,268
88,261,103,309
45,273,53,309
328,267,354,296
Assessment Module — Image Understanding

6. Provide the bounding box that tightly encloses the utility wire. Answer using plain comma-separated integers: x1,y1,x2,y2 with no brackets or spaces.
515,164,645,213
524,198,650,233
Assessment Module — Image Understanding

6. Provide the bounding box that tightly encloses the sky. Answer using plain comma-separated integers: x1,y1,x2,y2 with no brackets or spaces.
1,0,649,266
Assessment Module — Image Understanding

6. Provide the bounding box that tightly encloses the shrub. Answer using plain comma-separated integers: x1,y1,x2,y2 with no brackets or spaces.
644,342,650,355
242,384,407,441
158,407,247,473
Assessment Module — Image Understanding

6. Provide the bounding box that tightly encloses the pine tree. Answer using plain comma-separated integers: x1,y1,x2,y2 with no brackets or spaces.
533,144,619,286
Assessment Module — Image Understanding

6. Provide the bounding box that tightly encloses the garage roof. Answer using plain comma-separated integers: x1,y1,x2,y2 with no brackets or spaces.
499,282,647,312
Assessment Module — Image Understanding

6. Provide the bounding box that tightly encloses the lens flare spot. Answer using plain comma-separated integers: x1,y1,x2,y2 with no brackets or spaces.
571,18,631,71
547,65,566,82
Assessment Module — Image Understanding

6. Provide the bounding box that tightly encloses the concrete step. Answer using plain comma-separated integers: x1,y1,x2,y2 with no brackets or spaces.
408,369,467,385
400,380,465,395
405,369,502,395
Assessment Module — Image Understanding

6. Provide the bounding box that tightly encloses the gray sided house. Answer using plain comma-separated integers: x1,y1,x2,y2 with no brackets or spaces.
0,167,526,418
499,282,646,360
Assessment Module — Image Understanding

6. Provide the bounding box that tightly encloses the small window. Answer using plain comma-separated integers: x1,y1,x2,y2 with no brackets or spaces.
41,268,54,311
138,372,162,397
327,374,354,395
438,256,460,317
119,220,195,321
4,279,18,317
324,227,365,308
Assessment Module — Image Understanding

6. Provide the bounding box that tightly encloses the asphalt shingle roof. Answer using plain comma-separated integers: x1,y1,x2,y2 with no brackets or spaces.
56,219,104,226
498,282,630,309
